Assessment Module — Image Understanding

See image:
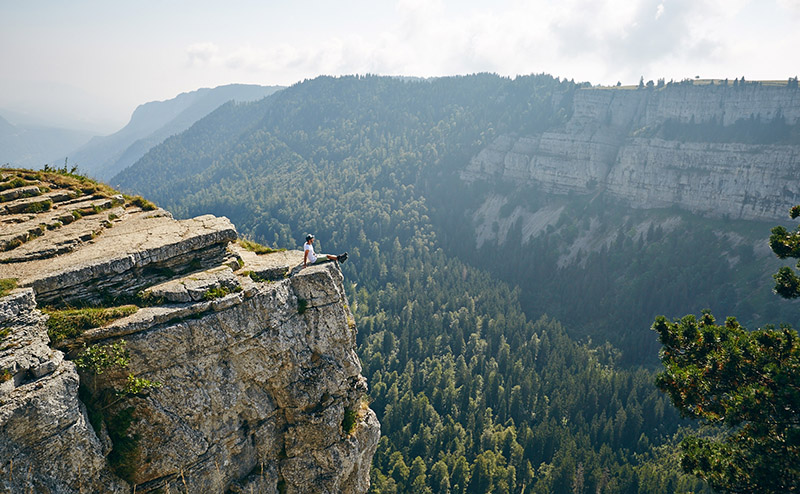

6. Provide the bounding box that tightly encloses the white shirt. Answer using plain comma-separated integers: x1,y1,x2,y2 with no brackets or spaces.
304,242,317,263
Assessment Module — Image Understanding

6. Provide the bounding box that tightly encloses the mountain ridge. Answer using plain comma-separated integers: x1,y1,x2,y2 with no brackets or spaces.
0,115,94,169
462,82,800,222
61,83,283,180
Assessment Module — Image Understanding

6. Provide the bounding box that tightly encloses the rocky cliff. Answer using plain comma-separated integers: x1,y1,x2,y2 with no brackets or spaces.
462,82,800,223
0,169,379,493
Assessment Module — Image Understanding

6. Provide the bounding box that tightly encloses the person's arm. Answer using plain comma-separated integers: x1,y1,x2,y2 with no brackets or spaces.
303,247,309,267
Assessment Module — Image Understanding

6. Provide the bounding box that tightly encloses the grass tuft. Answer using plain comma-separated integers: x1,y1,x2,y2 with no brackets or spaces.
125,195,157,211
243,270,267,283
0,278,18,298
0,177,34,192
238,238,286,255
45,305,138,343
203,285,242,300
22,199,52,213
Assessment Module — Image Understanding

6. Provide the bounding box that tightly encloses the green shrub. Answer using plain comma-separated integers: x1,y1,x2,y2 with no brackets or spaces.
342,408,358,435
46,305,138,343
73,339,159,483
122,373,162,395
74,340,130,376
0,368,11,383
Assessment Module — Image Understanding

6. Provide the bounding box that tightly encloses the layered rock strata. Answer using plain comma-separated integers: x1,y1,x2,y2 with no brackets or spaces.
462,84,800,222
0,289,129,493
0,170,378,493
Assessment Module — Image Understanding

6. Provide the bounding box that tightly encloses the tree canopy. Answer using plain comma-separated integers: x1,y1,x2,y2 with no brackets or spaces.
654,205,800,493
653,312,799,492
770,205,800,298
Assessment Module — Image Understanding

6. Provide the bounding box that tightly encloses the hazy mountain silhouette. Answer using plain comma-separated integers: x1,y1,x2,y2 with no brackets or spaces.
0,113,93,169
61,83,283,180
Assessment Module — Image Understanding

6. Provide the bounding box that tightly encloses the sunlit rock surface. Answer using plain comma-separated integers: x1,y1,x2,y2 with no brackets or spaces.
0,169,378,493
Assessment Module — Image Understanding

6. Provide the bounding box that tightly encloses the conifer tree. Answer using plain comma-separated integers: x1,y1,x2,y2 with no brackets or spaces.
653,204,800,493
770,205,800,298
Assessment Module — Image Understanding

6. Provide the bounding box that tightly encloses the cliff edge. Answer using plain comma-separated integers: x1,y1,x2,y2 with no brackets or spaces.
0,168,379,493
463,82,800,222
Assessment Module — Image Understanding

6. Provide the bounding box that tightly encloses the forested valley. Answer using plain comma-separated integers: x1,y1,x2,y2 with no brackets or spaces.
112,74,798,493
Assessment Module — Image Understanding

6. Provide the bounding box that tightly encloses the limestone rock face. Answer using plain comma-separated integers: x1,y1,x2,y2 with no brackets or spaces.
462,84,800,223
0,170,378,493
91,263,379,493
0,289,129,494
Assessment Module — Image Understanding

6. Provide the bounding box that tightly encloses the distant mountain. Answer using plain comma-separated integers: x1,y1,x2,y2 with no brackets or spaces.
0,114,93,169
61,83,283,180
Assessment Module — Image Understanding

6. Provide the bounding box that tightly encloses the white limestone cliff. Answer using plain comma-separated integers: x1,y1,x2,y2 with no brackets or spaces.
0,170,379,493
462,83,800,223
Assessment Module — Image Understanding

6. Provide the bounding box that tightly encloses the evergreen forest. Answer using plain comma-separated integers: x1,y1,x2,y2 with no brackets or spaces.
112,74,800,493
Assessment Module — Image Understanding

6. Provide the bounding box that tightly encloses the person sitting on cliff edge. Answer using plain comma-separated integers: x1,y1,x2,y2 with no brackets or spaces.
303,234,347,268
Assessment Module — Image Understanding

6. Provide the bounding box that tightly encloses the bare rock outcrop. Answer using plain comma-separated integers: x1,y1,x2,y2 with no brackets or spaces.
0,169,379,493
0,289,129,494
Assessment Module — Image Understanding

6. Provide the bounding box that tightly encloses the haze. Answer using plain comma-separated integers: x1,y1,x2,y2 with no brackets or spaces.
1,0,798,133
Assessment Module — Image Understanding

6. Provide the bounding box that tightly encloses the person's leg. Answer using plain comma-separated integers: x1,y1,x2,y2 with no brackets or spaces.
312,253,346,263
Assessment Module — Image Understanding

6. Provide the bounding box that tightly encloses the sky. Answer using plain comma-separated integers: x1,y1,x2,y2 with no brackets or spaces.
1,0,798,134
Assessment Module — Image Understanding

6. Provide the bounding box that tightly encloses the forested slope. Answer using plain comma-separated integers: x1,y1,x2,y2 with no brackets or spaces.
107,73,800,492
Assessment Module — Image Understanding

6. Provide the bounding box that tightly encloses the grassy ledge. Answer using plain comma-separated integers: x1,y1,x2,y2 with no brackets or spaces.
123,194,157,211
238,238,286,255
202,285,242,301
45,305,138,343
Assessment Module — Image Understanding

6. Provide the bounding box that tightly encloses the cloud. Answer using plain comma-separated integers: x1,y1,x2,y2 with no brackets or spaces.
186,42,219,67
777,0,800,17
183,0,797,87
